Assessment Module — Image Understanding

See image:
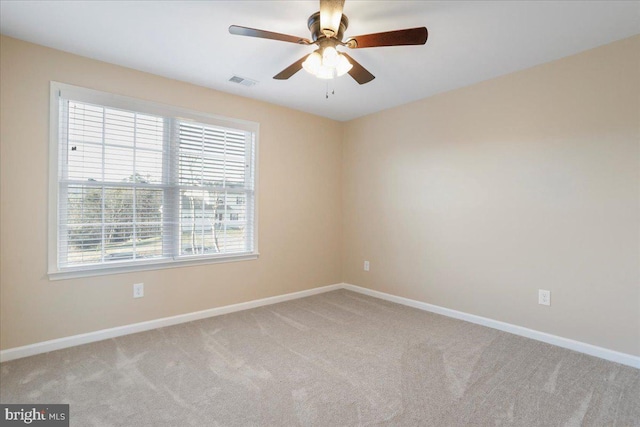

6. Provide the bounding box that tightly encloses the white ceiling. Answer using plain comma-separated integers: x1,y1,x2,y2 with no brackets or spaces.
1,1,639,121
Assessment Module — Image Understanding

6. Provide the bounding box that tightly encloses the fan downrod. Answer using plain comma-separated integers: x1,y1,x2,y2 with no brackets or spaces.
307,11,349,42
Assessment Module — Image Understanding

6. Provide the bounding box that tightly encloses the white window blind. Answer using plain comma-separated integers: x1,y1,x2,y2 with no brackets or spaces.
50,83,258,278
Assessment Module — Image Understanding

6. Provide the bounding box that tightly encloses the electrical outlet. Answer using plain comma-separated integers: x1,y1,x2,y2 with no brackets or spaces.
538,289,550,306
364,261,370,271
133,283,144,298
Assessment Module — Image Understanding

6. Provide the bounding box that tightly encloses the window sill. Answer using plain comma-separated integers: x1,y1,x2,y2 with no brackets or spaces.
48,253,259,281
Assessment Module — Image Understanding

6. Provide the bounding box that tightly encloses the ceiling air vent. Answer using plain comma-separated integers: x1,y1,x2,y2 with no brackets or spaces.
228,75,258,87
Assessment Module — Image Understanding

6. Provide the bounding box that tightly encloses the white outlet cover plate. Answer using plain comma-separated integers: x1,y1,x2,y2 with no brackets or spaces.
133,283,144,298
538,289,550,306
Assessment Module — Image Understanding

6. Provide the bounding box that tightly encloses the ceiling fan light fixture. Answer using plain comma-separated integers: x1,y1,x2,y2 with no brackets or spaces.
322,46,339,67
335,54,353,76
316,64,336,79
303,46,351,80
302,51,322,75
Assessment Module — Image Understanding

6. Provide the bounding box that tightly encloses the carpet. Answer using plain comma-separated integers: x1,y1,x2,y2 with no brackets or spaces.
1,289,639,426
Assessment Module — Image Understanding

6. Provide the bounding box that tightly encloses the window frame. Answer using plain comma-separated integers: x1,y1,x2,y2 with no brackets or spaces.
48,82,259,280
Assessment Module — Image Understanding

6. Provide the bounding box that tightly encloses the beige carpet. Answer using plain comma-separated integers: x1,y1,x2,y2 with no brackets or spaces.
1,289,639,426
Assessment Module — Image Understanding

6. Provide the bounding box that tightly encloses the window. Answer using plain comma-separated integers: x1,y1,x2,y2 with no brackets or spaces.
49,83,258,279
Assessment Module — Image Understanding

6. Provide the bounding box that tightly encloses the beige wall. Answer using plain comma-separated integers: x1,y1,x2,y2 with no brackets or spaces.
343,35,640,356
2,34,639,357
0,36,343,350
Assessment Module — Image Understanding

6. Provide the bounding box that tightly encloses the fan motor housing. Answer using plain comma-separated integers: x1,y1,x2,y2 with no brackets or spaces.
307,11,349,42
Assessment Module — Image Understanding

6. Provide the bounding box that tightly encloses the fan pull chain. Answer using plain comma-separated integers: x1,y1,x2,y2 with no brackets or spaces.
325,81,336,100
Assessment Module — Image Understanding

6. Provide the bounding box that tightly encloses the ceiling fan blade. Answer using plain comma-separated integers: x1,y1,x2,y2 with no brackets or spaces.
229,25,311,44
341,53,375,85
273,55,308,80
319,0,345,37
346,27,428,49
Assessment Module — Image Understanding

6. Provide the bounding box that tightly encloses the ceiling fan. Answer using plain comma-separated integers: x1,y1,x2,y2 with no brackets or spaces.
229,0,428,85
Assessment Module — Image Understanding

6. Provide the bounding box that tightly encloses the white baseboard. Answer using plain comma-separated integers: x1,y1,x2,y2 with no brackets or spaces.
0,283,342,363
342,283,640,369
2,282,638,369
